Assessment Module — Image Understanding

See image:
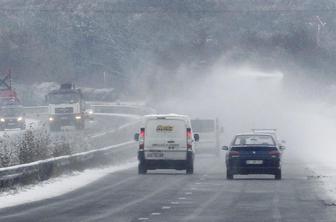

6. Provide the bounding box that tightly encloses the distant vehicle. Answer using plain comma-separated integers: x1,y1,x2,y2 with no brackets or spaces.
0,105,26,130
134,114,199,174
84,108,94,121
191,118,221,155
46,83,86,131
222,133,285,180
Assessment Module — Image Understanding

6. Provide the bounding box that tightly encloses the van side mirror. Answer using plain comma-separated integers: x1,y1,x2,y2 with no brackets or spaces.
134,133,139,141
222,146,229,151
194,133,200,142
279,145,286,151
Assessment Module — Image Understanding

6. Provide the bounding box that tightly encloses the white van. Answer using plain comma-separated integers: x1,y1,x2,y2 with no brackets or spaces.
134,114,199,174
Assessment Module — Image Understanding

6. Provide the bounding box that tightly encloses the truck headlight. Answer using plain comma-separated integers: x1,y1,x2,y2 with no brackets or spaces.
0,118,5,122
75,116,82,120
17,117,23,121
49,117,54,121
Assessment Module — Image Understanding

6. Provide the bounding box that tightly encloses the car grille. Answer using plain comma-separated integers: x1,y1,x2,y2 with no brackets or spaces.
55,107,74,114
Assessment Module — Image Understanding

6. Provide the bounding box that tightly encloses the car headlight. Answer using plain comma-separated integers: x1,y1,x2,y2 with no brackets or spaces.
17,117,23,121
0,118,5,122
49,117,54,121
75,116,82,120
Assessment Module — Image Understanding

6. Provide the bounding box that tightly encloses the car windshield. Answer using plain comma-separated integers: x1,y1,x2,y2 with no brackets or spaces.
48,93,80,104
0,107,24,117
233,135,275,146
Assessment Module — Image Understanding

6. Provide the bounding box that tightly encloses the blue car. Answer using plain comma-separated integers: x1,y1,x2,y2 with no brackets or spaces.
223,134,285,180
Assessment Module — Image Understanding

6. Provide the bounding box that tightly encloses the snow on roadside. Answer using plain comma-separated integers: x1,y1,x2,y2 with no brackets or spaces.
0,160,137,209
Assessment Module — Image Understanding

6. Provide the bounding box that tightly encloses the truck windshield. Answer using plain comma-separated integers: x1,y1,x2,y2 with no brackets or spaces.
48,93,80,104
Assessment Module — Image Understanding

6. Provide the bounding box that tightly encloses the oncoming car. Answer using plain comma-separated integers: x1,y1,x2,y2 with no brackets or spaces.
223,134,285,180
0,105,26,130
134,114,199,174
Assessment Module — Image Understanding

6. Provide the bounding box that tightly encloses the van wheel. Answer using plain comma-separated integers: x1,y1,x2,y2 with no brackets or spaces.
226,169,233,180
138,163,147,174
275,169,282,180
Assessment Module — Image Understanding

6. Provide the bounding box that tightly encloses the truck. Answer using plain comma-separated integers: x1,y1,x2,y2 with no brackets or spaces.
46,83,86,131
191,118,222,155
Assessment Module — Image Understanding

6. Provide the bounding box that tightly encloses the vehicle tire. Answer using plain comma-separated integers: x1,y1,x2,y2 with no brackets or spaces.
186,165,194,174
138,162,147,174
186,154,194,174
226,169,233,180
275,169,282,180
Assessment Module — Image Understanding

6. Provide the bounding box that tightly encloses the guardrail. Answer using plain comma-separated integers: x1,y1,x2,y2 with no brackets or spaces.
23,102,156,116
0,141,136,189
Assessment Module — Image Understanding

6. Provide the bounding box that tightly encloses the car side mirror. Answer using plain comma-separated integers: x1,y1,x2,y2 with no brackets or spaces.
134,133,139,141
279,145,286,151
194,133,200,142
222,146,229,151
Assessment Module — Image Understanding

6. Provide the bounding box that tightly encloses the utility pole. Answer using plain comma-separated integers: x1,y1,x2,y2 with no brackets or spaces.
309,16,326,47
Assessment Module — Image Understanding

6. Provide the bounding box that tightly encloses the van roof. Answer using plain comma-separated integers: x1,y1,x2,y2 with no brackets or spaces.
144,114,190,120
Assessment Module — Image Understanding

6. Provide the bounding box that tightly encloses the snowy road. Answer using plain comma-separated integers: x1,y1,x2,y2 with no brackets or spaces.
0,154,335,222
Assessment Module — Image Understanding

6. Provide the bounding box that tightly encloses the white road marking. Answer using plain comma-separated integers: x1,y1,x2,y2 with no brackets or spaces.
171,201,179,205
138,218,149,221
178,197,187,200
162,206,171,210
185,192,192,195
151,212,161,216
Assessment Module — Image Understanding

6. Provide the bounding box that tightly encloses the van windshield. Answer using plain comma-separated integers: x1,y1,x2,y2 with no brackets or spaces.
146,119,186,139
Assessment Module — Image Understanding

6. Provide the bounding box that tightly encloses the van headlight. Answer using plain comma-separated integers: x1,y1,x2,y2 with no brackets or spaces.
49,117,54,121
0,118,5,122
75,116,82,120
17,117,23,121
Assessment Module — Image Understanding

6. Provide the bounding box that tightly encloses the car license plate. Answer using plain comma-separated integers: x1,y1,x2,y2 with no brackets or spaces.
246,160,263,165
147,152,164,158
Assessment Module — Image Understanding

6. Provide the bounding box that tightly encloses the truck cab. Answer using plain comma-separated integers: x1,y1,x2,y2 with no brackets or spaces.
46,83,85,131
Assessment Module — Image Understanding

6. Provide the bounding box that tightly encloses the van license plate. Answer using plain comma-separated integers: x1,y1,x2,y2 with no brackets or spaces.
246,160,263,165
147,152,164,158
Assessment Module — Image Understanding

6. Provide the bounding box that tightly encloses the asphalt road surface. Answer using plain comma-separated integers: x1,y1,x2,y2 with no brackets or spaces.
0,154,335,222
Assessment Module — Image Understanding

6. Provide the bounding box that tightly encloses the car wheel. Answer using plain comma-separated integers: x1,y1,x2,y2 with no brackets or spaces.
138,162,147,175
275,169,282,180
226,169,233,180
